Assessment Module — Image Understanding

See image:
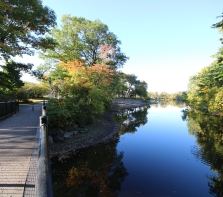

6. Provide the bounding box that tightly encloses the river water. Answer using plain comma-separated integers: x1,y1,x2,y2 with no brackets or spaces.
51,102,223,197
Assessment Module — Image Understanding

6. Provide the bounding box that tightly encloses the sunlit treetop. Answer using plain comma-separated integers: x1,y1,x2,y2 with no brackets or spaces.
59,60,115,86
40,15,129,70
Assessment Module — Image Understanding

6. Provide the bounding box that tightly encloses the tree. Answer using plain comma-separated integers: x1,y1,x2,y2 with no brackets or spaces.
16,82,49,102
40,15,129,70
124,74,138,97
169,91,187,101
186,13,223,114
46,60,117,127
187,61,223,113
0,0,56,98
115,72,128,98
0,60,33,101
0,61,31,90
212,12,223,44
135,80,148,100
115,73,148,99
159,91,169,100
0,0,56,60
148,92,159,100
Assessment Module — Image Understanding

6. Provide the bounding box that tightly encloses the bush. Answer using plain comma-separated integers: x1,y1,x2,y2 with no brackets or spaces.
46,89,107,128
46,99,71,128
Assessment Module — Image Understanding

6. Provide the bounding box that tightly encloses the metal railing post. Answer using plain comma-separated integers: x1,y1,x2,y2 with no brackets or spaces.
35,101,53,197
42,100,46,116
17,100,19,112
10,101,12,114
5,101,7,117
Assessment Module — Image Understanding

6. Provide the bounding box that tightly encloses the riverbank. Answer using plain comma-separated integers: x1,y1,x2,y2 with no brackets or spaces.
113,98,152,110
49,99,150,159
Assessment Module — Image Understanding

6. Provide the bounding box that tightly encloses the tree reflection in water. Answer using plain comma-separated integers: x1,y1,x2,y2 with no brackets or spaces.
159,100,186,108
51,105,151,197
182,109,223,197
114,105,149,135
52,139,128,197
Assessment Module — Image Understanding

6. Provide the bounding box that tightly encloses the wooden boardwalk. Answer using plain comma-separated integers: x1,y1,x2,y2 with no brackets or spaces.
0,103,41,197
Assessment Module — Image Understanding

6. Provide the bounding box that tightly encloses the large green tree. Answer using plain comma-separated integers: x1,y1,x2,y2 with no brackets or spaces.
40,15,129,70
186,12,223,114
135,80,148,99
0,0,56,59
187,62,223,114
0,60,33,100
0,61,32,90
124,74,138,97
0,0,56,99
115,73,148,100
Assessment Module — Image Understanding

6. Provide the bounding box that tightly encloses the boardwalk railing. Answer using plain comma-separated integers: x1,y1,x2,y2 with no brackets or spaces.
35,101,53,197
0,101,19,120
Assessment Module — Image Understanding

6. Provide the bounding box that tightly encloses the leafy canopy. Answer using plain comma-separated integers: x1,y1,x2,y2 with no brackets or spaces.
0,0,57,60
0,0,56,99
46,60,116,127
186,12,223,114
40,15,129,70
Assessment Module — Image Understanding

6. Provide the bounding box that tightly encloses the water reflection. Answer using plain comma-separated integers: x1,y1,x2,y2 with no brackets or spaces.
182,109,223,197
159,99,186,108
51,102,222,197
52,139,128,197
114,105,149,135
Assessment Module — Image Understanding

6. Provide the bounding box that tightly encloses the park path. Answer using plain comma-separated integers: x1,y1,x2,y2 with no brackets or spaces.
0,103,42,197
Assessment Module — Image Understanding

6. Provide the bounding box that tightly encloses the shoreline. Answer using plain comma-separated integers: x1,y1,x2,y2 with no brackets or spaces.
49,99,151,159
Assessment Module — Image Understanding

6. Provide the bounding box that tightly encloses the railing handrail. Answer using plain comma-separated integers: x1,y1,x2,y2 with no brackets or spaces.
35,101,53,197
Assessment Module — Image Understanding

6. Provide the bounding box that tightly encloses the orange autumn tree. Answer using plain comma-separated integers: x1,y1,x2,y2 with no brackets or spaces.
46,60,117,127
59,60,115,103
61,60,115,85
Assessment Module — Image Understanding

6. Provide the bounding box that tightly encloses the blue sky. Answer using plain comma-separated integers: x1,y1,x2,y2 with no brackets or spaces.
22,0,223,93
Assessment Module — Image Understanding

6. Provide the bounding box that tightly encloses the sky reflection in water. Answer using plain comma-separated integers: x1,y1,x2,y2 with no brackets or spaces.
116,104,217,197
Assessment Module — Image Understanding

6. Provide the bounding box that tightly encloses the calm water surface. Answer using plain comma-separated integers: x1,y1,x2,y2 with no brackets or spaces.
51,102,223,197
